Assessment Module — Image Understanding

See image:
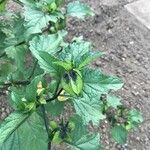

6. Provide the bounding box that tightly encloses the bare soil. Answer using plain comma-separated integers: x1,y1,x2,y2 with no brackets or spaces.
0,0,150,150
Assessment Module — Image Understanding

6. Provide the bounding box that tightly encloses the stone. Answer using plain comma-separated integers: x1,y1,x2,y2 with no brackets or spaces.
125,0,150,30
101,0,118,6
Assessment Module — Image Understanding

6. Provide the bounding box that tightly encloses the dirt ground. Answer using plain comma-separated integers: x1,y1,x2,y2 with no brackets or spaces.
0,0,150,150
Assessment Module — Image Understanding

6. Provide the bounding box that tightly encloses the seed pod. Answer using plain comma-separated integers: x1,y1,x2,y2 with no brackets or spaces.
57,90,69,101
49,2,57,12
49,121,58,129
61,69,83,96
68,121,75,131
52,131,62,144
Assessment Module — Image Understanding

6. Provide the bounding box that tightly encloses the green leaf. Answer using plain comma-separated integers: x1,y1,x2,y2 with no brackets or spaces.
68,133,102,150
59,38,103,69
25,61,44,80
0,29,6,52
31,51,63,77
2,17,28,73
73,92,105,125
0,59,16,80
82,68,124,94
54,61,72,70
29,31,67,54
107,95,122,109
0,112,47,150
46,100,64,116
5,45,27,72
69,115,87,140
11,90,26,111
78,51,104,69
29,31,66,77
23,5,64,35
0,0,7,12
55,0,64,6
67,115,102,149
61,70,83,96
67,1,94,19
71,67,123,125
128,109,143,124
61,38,90,63
10,76,45,111
2,17,25,46
0,112,29,147
13,17,28,43
48,79,58,94
25,75,44,101
111,125,128,144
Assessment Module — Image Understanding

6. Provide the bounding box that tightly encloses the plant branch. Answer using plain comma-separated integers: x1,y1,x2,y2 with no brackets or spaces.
14,41,26,47
28,60,38,80
41,105,51,150
2,80,30,87
42,21,51,33
46,88,63,102
0,60,38,89
48,128,59,148
46,80,62,102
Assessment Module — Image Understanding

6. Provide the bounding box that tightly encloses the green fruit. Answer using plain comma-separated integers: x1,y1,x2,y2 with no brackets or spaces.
68,121,75,131
61,69,83,96
52,131,62,144
49,121,58,129
49,2,57,11
125,122,132,130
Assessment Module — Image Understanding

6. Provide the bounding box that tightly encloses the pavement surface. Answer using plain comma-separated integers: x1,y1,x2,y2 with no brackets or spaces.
125,0,150,30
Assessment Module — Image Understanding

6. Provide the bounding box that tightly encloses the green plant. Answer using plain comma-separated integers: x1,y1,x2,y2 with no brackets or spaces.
0,0,143,149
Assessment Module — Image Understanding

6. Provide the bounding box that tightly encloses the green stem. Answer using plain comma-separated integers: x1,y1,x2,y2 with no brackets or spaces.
41,105,51,150
46,88,63,102
28,60,38,80
2,80,30,87
0,60,38,88
0,0,6,5
40,84,63,149
0,52,6,58
46,80,62,102
14,41,26,47
0,80,30,95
